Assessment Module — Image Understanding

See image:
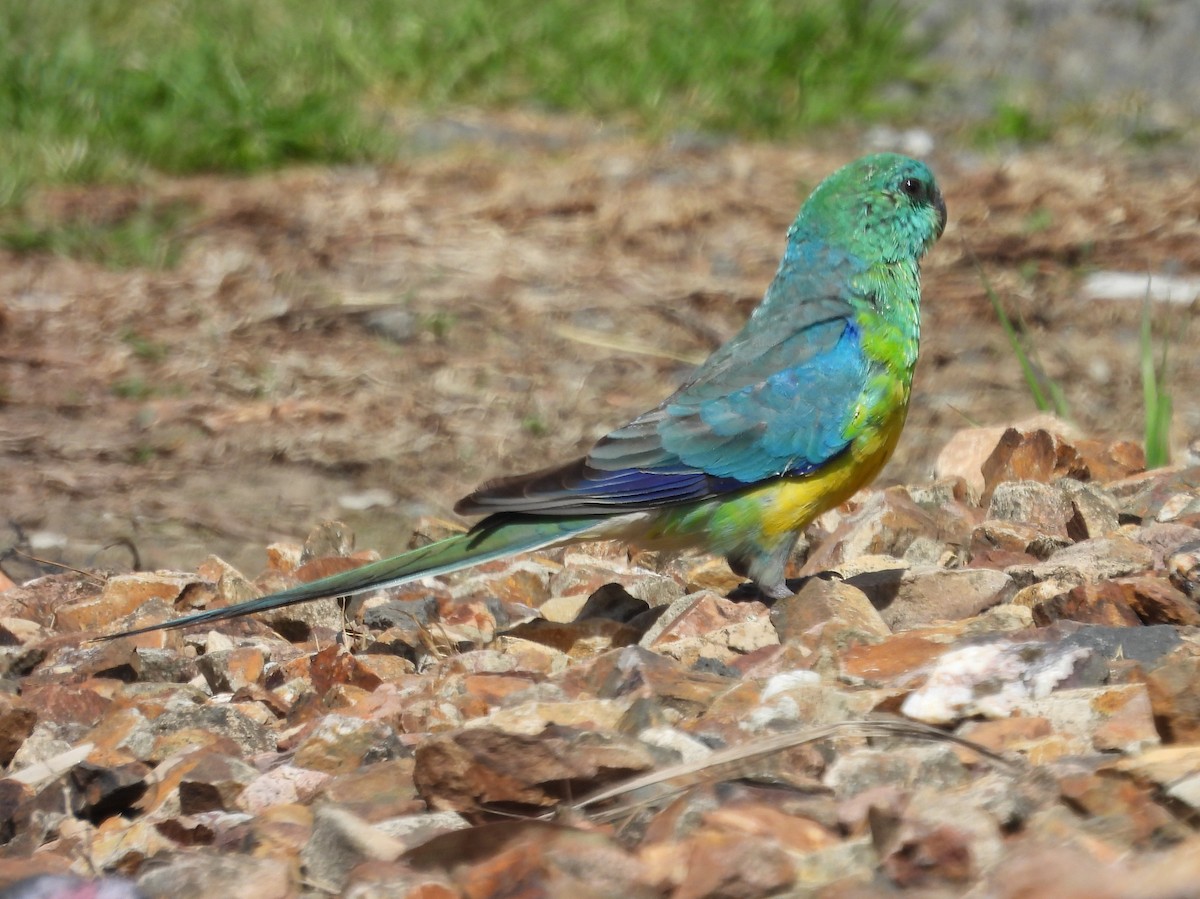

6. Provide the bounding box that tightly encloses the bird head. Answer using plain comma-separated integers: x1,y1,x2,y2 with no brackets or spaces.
791,153,947,263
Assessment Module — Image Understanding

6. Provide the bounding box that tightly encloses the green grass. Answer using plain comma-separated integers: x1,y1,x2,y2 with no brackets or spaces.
120,328,172,363
521,416,550,438
976,253,1177,470
378,0,922,135
1,199,194,269
1,0,922,268
973,255,1071,420
111,377,157,401
1,0,920,202
0,1,387,199
1140,296,1173,469
970,102,1054,147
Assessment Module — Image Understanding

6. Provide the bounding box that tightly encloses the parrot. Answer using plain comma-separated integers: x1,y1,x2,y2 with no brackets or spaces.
106,152,946,640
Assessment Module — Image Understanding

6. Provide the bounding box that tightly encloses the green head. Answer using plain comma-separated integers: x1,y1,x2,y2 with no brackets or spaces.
790,153,947,263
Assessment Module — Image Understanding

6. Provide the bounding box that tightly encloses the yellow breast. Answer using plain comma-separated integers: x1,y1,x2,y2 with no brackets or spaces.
754,402,908,539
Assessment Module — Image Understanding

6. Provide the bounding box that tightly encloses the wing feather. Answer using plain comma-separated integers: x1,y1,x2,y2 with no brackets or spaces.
456,241,870,517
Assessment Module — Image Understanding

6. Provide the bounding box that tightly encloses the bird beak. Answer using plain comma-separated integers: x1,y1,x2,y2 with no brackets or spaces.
934,191,947,239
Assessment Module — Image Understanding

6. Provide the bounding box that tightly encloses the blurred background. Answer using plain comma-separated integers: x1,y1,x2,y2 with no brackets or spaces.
1,0,1197,576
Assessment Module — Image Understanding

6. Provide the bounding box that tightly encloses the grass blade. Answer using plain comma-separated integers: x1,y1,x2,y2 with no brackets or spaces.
1141,292,1172,468
969,247,1069,419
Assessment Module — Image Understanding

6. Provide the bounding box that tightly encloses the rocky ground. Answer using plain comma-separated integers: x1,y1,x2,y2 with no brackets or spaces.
0,421,1199,897
6,2,1200,894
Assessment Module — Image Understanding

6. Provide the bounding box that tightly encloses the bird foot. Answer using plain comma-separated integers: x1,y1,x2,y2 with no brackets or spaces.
760,581,797,601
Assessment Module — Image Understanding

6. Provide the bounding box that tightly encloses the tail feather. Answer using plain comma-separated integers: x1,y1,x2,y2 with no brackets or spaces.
102,515,604,640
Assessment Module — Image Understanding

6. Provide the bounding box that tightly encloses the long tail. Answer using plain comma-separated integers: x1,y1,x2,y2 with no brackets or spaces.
103,515,607,640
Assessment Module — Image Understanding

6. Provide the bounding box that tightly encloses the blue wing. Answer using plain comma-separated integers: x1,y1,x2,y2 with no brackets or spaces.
457,241,870,516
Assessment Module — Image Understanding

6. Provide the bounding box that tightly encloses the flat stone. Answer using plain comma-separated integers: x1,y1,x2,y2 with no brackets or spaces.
1031,580,1142,627
301,805,406,893
682,556,748,595
469,697,630,736
986,480,1074,538
876,567,1015,631
556,646,734,718
239,764,333,815
1131,523,1200,565
306,644,388,695
413,726,655,811
639,591,758,644
958,716,1054,753
1141,650,1200,743
1056,769,1186,848
0,695,38,766
149,704,275,757
655,616,779,668
1115,465,1200,522
175,752,260,814
129,648,201,684
291,715,404,775
88,817,177,878
643,592,776,667
1057,478,1121,541
935,424,1017,496
741,678,889,734
1018,683,1160,754
350,652,417,684
196,555,260,606
900,639,1094,725
137,848,294,898
1048,622,1182,666
1006,534,1154,588
84,710,163,769
242,803,313,862
372,809,471,846
1113,745,1200,789
1164,774,1200,812
486,636,570,676
703,801,839,855
0,617,49,647
879,796,1003,889
59,572,206,634
801,487,941,576
315,759,423,822
0,875,143,899
841,632,955,683
968,519,1055,568
341,861,458,897
656,828,795,898
1089,683,1161,753
7,722,78,775
502,617,638,659
980,427,1086,500
1072,439,1146,484
772,577,890,645
1010,577,1082,612
453,563,557,616
1167,540,1200,599
538,592,591,623
789,837,877,892
1034,575,1200,627
826,744,971,800
407,819,646,897
197,646,267,693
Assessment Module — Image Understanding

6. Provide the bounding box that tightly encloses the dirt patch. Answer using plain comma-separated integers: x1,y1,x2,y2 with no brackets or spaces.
2,113,1197,576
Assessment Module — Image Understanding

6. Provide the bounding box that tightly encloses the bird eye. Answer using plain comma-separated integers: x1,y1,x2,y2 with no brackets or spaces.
900,177,926,200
